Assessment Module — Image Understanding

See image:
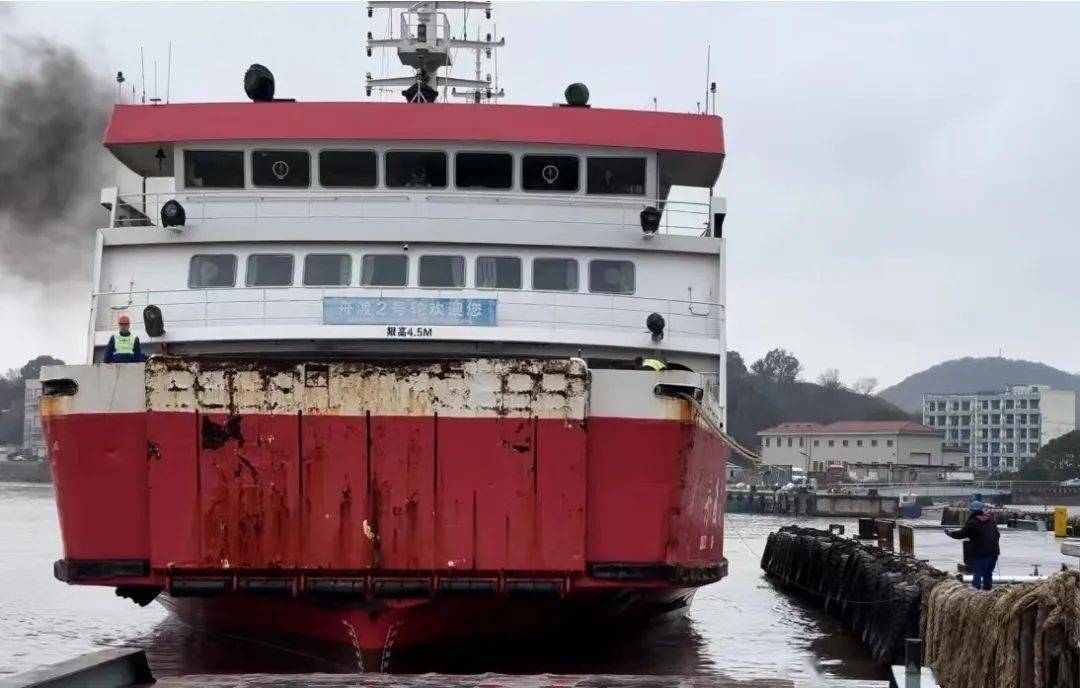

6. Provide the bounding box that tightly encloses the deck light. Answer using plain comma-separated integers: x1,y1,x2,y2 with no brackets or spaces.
161,199,186,228
640,206,661,235
143,305,165,338
646,313,666,342
244,64,276,102
564,83,590,107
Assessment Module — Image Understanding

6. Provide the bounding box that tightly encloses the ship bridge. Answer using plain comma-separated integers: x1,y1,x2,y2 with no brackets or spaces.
93,99,727,378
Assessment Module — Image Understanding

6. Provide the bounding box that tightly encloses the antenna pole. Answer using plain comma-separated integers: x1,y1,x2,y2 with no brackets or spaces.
154,60,158,101
166,42,172,103
705,44,711,114
140,47,146,104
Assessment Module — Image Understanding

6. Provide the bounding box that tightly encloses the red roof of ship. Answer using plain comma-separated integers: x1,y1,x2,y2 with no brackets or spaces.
759,421,940,436
104,102,725,154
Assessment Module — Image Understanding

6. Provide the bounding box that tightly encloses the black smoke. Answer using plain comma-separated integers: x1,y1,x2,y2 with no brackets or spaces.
0,37,112,283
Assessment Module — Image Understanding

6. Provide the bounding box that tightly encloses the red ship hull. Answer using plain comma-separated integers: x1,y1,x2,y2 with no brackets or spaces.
42,359,727,651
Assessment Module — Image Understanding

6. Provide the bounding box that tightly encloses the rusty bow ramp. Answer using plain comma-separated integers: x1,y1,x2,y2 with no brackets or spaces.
143,357,589,578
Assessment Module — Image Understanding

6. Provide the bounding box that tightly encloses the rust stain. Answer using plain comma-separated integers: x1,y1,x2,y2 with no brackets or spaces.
146,440,162,462
201,415,244,450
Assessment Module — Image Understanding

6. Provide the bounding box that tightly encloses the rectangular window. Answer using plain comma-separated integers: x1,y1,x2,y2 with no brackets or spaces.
1019,399,1028,409
856,440,863,447
991,400,1000,409
303,254,351,286
1030,399,1039,409
814,440,820,447
887,440,894,447
798,438,804,447
1029,414,1040,425
991,442,1000,452
991,414,1000,424
522,154,579,192
184,150,244,189
1030,442,1039,453
418,255,465,288
476,256,522,289
787,438,792,447
871,440,878,447
1019,428,1027,439
532,258,578,291
319,150,377,187
1005,414,1013,424
252,150,310,187
1005,400,1014,409
961,401,970,410
842,440,849,447
455,152,512,189
188,254,237,288
980,414,988,424
828,440,834,447
246,254,294,287
385,151,447,188
361,254,408,287
589,260,635,294
586,157,646,195
764,438,770,448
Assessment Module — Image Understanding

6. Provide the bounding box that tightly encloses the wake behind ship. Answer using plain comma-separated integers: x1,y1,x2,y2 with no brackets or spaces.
41,1,731,654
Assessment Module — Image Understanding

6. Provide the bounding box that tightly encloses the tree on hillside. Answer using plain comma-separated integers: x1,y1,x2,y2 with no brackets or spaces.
818,368,843,389
1017,431,1080,482
727,351,747,380
852,377,879,396
21,355,65,381
0,356,66,446
751,348,801,384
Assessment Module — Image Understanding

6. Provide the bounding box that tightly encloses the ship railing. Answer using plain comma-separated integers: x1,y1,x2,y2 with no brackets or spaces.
92,286,723,337
105,189,714,236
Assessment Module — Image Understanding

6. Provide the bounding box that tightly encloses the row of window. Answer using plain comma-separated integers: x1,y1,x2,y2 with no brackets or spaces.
974,442,1040,454
925,398,1039,411
184,149,647,195
189,253,637,294
764,436,895,449
924,413,1040,426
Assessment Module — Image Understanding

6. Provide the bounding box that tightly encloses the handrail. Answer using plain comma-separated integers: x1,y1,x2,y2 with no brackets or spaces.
92,286,723,336
110,190,713,235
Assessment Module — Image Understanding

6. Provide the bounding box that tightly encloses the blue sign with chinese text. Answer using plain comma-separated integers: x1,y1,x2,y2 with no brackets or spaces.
323,297,498,327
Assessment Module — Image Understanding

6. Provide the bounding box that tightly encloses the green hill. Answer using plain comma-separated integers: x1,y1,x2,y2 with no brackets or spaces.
878,357,1080,423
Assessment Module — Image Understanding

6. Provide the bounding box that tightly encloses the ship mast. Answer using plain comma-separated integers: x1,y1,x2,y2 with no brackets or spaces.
365,1,505,103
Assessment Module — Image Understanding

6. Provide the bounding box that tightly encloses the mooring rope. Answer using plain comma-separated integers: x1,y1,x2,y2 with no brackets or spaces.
675,391,762,463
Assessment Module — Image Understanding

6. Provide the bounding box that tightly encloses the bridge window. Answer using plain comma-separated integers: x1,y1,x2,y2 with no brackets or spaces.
184,150,244,189
522,155,579,192
319,151,377,188
418,255,465,288
188,254,237,288
386,151,447,188
361,254,408,287
246,254,294,287
532,258,578,291
587,157,646,195
304,254,351,286
456,152,512,190
589,260,635,294
252,150,311,188
476,256,521,289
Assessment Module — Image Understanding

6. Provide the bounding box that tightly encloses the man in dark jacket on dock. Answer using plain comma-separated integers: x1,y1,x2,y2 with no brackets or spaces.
947,500,1001,590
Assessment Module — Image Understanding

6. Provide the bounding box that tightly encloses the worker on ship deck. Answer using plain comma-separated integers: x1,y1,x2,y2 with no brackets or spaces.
946,499,1001,590
636,356,668,371
103,314,144,363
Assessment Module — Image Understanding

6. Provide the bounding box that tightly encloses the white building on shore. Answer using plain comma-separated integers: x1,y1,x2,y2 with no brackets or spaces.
758,420,951,477
23,379,45,460
922,385,1076,472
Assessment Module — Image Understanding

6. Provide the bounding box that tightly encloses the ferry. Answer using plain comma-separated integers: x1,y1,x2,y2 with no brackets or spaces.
41,1,730,654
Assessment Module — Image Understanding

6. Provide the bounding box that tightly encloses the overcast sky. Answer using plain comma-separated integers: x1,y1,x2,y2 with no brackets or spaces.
1,1,1078,386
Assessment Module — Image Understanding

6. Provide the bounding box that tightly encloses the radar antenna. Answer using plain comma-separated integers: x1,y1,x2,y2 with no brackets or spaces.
366,1,505,103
